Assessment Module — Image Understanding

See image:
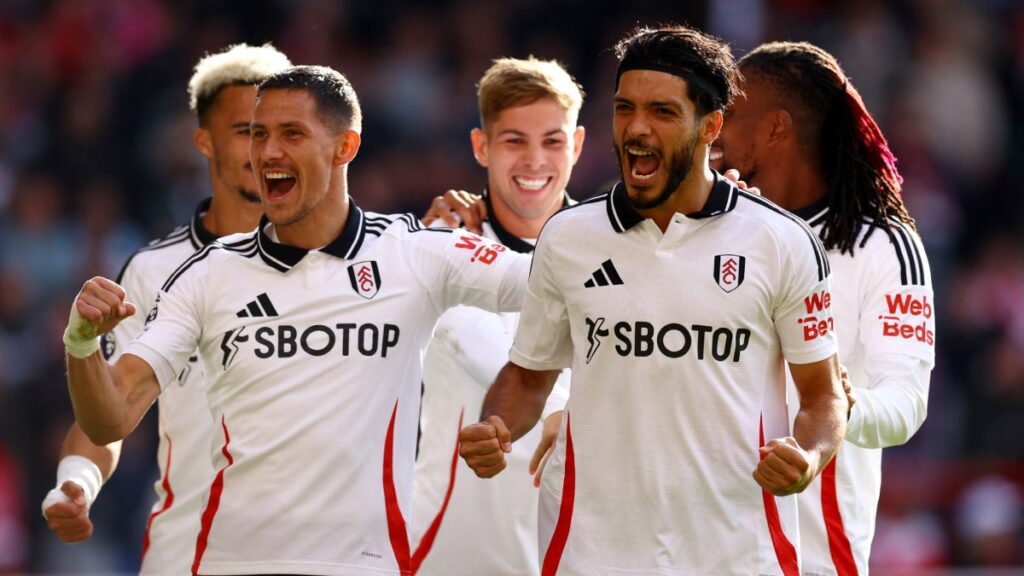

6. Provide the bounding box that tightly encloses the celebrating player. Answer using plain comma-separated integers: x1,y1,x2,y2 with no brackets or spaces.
459,24,848,575
42,43,291,574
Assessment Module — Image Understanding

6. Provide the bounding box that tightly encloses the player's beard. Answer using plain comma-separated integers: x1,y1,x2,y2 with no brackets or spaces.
237,188,261,204
616,133,698,211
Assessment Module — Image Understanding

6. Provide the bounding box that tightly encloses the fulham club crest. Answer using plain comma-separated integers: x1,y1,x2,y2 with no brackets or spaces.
714,254,745,293
348,260,381,300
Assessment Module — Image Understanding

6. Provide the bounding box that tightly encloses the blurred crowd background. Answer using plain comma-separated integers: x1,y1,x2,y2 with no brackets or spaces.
0,0,1021,573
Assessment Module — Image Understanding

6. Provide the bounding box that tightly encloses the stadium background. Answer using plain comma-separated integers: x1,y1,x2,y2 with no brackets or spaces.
0,0,1021,573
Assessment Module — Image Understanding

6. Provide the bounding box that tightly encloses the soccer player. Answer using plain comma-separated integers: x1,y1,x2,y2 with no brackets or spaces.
61,65,529,575
458,24,849,575
711,41,935,575
411,57,581,575
41,43,291,574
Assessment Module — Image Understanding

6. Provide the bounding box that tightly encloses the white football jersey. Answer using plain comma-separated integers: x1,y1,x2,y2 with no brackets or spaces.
412,192,571,576
101,199,218,575
512,176,838,575
124,200,529,576
788,204,934,576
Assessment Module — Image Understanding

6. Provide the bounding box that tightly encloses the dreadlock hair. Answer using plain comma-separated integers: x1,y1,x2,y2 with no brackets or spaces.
739,42,914,255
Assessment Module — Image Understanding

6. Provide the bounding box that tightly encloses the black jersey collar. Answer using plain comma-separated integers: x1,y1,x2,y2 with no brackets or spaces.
483,188,571,254
189,197,218,249
256,198,367,272
606,170,739,233
792,197,830,227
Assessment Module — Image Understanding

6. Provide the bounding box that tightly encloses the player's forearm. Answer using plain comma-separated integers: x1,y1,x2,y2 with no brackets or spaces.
67,355,133,445
60,422,121,482
481,362,559,441
793,387,847,477
846,356,930,448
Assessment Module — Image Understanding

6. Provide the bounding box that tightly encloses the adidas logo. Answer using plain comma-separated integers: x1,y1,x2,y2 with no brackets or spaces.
584,259,624,288
236,293,279,318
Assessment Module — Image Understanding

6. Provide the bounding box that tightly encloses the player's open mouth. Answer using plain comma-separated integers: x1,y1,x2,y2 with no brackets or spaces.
709,146,724,171
627,147,659,182
264,171,297,198
513,176,551,192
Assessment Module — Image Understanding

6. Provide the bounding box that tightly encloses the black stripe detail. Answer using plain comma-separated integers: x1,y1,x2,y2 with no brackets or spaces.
607,182,642,232
895,225,918,285
187,197,217,250
246,301,262,317
592,270,609,286
161,244,220,292
115,233,190,283
584,278,595,288
161,233,260,292
738,191,830,282
256,293,277,316
601,260,623,285
237,309,249,318
888,221,927,287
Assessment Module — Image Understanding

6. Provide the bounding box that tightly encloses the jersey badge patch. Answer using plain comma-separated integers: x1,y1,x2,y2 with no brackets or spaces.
348,260,381,300
714,254,745,293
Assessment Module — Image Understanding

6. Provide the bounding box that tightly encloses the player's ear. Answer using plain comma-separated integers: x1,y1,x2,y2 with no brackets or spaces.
767,109,792,145
571,126,586,165
699,110,724,144
470,128,489,168
334,130,361,166
194,128,214,160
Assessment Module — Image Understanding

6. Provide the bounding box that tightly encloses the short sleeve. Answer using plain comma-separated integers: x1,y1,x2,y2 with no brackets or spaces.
858,226,936,365
123,250,208,390
772,225,838,364
407,227,530,314
509,224,573,371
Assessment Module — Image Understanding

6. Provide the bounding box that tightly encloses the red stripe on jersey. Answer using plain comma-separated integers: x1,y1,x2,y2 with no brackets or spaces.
140,434,175,567
410,409,464,573
383,401,460,575
542,412,575,576
192,415,233,576
383,402,412,573
759,419,799,576
821,456,858,575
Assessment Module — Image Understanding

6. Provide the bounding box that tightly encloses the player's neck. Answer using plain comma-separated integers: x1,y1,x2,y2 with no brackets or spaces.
488,192,560,240
204,195,263,238
274,186,350,250
641,165,715,233
768,158,828,213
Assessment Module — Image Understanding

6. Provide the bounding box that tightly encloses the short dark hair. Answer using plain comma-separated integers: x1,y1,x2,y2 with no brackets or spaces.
614,24,739,116
257,65,363,133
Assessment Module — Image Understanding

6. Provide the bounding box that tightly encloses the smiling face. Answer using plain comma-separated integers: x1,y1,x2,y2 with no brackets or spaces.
200,84,262,205
250,88,343,228
613,70,702,211
473,98,584,231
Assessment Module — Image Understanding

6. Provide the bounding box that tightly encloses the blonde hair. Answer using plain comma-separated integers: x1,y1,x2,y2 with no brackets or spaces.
188,43,292,124
477,56,584,129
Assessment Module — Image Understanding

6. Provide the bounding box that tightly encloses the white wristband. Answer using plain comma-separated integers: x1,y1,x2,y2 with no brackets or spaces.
64,305,100,359
41,455,103,519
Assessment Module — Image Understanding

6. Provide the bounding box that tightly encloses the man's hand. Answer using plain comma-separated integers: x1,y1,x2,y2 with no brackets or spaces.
840,364,855,420
43,481,93,543
458,415,512,478
529,411,562,487
421,189,487,234
723,168,761,197
753,437,816,496
65,277,135,358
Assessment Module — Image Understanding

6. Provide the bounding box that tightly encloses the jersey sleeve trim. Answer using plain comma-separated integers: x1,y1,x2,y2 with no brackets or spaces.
737,190,831,282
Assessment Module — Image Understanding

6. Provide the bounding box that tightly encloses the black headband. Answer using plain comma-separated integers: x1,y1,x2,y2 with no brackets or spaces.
615,61,723,109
